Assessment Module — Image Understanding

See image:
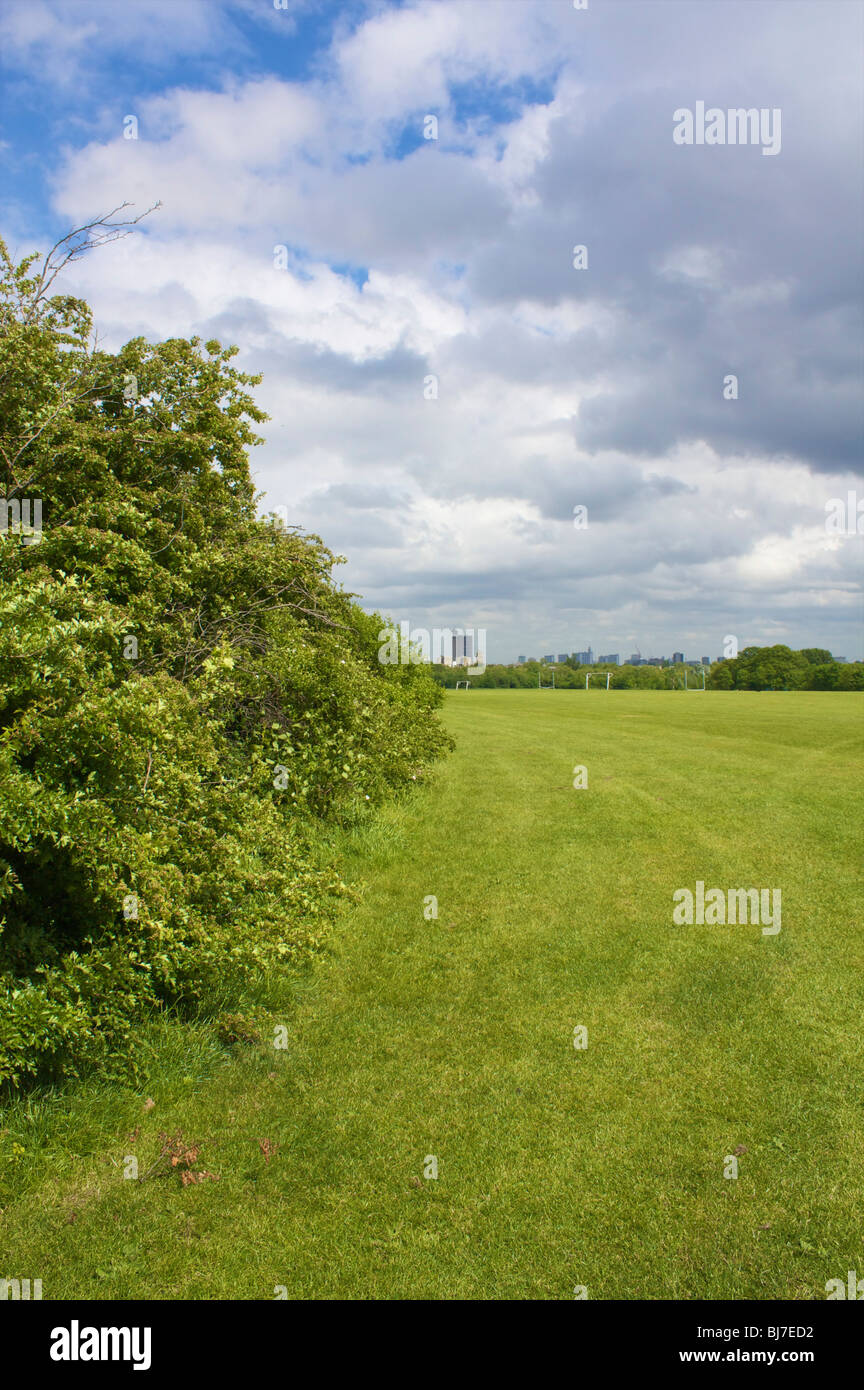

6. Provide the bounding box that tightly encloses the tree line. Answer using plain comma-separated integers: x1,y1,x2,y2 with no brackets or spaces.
432,648,863,691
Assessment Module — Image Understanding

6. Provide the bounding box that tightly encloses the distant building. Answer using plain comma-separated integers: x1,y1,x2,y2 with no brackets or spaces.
451,632,474,665
542,654,555,664
672,651,684,664
628,652,641,666
555,653,568,664
598,653,619,665
517,655,526,665
574,648,593,665
835,656,846,663
648,657,663,667
701,656,710,666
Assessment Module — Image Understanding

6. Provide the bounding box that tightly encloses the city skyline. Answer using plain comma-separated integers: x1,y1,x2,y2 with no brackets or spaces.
514,643,845,667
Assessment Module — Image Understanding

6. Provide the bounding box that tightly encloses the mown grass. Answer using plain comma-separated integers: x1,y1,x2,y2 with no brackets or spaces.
1,691,861,1300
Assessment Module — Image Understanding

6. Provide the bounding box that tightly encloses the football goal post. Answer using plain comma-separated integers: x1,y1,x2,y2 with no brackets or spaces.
585,672,611,690
538,670,555,689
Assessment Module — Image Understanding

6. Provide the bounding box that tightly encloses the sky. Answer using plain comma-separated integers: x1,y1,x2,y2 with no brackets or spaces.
1,0,862,663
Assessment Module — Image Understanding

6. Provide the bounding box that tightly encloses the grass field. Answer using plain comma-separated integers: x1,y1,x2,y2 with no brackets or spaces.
2,691,862,1300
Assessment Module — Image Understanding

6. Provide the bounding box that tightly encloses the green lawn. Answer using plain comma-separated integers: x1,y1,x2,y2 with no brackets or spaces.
2,691,862,1300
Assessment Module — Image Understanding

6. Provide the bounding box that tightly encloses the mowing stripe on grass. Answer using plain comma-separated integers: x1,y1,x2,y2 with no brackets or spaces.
1,691,861,1300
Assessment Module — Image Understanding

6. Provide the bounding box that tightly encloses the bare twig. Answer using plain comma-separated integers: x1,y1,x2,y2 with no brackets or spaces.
23,203,162,323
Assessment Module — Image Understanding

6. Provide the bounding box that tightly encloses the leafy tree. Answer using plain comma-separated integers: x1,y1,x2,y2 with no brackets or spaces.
807,662,840,690
707,660,736,690
835,662,864,691
0,225,449,1090
799,648,833,666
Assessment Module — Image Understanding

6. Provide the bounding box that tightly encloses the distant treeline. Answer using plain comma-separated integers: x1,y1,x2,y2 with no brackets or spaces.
432,647,863,691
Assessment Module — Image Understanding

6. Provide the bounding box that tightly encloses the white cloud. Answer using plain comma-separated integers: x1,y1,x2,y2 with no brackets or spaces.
5,0,859,659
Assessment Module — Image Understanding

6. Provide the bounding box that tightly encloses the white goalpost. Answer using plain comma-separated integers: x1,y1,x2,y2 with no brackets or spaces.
455,680,471,690
585,672,611,690
538,670,555,689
